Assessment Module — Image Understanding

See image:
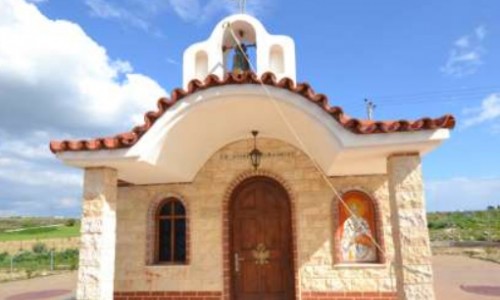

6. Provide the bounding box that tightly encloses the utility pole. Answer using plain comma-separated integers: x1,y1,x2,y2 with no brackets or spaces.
364,99,376,120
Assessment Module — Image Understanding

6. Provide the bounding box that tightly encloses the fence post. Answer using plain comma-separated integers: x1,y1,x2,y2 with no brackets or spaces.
10,254,14,273
50,250,54,271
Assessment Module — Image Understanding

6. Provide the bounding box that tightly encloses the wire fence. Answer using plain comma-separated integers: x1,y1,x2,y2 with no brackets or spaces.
0,247,78,279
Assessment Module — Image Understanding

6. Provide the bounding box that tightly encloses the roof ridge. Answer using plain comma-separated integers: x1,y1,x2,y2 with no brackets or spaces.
49,72,455,153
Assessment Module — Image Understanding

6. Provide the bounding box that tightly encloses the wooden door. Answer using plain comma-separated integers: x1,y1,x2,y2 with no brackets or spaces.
230,177,295,300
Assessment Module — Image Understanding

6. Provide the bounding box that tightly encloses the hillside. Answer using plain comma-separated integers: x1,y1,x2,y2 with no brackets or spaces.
428,208,500,242
0,217,80,242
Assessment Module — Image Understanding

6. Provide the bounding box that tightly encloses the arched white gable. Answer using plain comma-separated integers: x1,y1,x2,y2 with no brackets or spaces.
183,14,296,87
57,85,450,185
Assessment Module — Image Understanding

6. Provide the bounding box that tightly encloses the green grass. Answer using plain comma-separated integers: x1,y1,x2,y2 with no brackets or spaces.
428,209,500,242
0,248,79,274
0,217,72,232
0,225,80,242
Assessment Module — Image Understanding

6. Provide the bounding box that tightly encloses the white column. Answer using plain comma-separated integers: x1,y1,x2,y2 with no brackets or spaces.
387,154,435,300
77,167,118,300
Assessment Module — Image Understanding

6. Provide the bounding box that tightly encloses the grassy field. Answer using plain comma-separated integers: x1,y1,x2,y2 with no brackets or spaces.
0,217,80,242
0,225,80,242
428,208,500,242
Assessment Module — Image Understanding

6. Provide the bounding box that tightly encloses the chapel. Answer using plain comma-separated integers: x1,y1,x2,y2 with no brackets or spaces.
50,13,455,300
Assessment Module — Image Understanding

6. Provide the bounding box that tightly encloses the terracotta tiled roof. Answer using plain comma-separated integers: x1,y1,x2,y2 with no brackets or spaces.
49,72,456,153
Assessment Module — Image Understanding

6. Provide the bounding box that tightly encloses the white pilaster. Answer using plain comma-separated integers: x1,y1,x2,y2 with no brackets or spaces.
388,154,435,300
77,167,117,300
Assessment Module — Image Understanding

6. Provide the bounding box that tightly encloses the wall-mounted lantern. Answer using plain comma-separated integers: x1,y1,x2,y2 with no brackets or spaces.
249,130,262,170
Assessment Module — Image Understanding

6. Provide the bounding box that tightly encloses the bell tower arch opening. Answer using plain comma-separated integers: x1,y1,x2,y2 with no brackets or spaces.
182,14,297,88
222,22,257,74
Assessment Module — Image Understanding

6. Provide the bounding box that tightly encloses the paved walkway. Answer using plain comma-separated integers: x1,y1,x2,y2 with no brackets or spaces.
0,256,498,299
433,255,500,299
0,272,76,300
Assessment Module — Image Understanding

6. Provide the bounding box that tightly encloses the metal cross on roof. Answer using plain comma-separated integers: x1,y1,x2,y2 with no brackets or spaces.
234,0,247,14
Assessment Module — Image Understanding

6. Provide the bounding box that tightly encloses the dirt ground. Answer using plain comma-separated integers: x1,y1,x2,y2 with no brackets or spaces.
0,255,498,299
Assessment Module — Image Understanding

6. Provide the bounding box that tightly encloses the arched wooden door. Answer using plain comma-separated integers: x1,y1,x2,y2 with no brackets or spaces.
230,176,295,300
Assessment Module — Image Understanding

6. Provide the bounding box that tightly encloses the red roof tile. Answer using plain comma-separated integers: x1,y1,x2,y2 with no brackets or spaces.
50,72,455,153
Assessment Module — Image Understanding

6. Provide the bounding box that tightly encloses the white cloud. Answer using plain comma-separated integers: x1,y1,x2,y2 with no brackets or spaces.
85,0,150,31
0,0,167,134
426,177,500,212
0,169,82,187
0,138,52,160
463,93,500,129
475,26,486,40
84,0,270,26
0,0,169,217
441,26,486,77
58,197,79,208
166,57,180,66
169,0,201,22
0,143,82,187
192,0,270,23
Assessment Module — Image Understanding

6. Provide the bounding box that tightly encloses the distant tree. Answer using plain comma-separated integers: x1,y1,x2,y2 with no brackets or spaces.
65,218,76,227
487,205,495,211
21,218,34,228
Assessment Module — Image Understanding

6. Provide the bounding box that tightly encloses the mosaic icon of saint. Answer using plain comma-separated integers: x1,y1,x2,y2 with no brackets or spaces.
340,202,376,262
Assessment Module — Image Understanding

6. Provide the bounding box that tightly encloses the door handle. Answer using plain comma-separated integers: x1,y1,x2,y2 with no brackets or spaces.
234,253,245,273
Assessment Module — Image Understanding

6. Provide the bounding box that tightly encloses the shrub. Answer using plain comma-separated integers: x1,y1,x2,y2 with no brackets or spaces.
428,219,448,230
70,260,78,271
32,242,47,254
0,251,8,261
65,219,76,227
21,218,34,228
25,266,36,279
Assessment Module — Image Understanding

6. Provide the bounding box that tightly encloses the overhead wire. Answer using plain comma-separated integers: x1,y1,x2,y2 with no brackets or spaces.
372,85,500,101
224,22,402,296
334,89,497,119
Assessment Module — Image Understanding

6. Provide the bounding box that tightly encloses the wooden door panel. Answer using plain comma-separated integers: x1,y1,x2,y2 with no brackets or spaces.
240,217,258,249
231,177,294,300
240,263,259,293
262,263,284,292
263,217,281,249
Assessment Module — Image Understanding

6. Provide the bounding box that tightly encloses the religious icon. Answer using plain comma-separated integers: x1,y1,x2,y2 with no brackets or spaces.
338,191,377,263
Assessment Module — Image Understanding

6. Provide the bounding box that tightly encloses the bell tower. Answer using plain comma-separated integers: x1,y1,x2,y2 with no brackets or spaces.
182,14,296,88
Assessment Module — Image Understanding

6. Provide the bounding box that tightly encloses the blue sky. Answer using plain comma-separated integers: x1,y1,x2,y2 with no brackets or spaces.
0,0,499,216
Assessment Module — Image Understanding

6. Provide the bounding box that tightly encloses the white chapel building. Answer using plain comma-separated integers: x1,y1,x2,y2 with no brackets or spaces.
51,13,455,300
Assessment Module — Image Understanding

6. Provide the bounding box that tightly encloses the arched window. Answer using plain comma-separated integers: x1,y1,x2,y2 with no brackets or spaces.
335,190,379,263
156,198,187,263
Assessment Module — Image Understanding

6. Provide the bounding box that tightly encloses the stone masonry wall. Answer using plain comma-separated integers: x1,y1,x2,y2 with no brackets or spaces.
388,154,435,299
78,167,118,300
114,138,397,296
